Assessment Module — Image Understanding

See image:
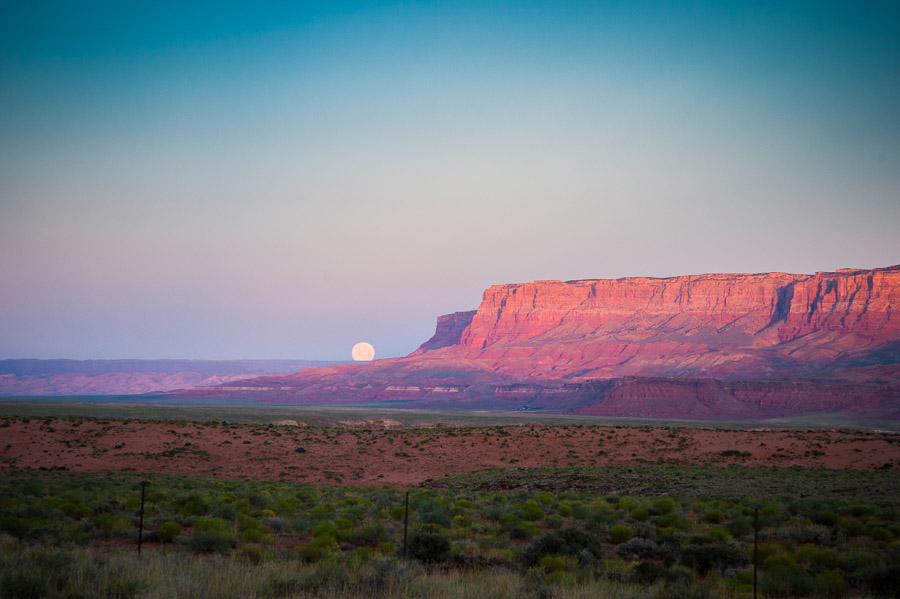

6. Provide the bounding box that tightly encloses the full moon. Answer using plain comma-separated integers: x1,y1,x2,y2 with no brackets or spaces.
351,342,375,362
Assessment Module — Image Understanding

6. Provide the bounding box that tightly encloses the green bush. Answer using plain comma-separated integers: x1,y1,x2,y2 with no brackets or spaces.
654,498,677,514
813,510,840,526
727,517,754,539
702,509,725,524
813,571,847,597
630,560,665,584
157,520,181,543
631,508,649,522
312,521,338,539
60,502,93,518
192,517,230,534
838,518,866,536
407,526,451,563
520,501,544,522
708,527,731,542
680,543,748,575
538,555,567,572
95,514,130,535
867,525,893,542
189,531,234,554
521,528,602,566
0,515,29,538
609,525,635,544
615,537,662,560
350,522,389,547
586,511,614,531
240,527,268,544
176,493,211,517
298,536,338,562
236,543,264,564
417,503,452,528
760,563,813,597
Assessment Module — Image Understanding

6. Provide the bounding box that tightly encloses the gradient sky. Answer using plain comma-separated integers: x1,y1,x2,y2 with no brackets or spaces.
1,1,898,361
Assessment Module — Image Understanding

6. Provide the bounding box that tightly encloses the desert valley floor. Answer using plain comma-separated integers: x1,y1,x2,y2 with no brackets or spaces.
3,416,898,487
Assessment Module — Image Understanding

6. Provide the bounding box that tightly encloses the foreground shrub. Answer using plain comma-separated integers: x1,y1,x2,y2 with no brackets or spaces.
609,525,635,544
630,560,665,584
521,528,602,566
0,567,49,598
760,563,814,597
702,509,725,524
615,537,662,560
298,536,338,562
813,571,847,597
350,522,389,547
680,543,748,575
157,520,181,543
176,493,211,517
408,526,451,563
654,498,677,514
188,531,233,554
0,515,29,538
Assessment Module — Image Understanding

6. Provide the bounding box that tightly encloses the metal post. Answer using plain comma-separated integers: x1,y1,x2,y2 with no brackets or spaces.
138,481,147,556
753,506,759,599
403,491,409,560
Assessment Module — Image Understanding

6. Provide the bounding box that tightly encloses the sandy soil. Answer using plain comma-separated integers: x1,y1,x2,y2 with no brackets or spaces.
1,418,897,486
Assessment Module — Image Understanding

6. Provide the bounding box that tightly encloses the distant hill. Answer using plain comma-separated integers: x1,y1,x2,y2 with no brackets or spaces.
186,265,900,420
0,359,346,396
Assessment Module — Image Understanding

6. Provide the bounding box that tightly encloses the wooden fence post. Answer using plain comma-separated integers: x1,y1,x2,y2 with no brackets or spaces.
753,505,759,599
138,480,147,556
403,491,409,560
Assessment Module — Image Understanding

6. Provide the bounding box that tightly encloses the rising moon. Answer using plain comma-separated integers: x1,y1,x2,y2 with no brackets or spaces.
351,342,375,362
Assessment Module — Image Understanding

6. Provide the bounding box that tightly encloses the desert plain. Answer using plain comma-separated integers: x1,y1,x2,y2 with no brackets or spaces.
3,416,898,486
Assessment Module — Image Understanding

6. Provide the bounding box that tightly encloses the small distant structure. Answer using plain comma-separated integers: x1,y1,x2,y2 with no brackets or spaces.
272,419,306,427
336,418,403,430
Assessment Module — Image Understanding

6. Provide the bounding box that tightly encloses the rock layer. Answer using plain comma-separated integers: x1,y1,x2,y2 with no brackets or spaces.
425,265,900,380
189,265,900,419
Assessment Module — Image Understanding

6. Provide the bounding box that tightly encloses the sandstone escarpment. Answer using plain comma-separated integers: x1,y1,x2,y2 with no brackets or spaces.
188,264,900,420
425,265,900,380
412,311,477,354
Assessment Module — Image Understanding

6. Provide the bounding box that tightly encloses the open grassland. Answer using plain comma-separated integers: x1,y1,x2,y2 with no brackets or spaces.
1,412,899,598
1,468,899,598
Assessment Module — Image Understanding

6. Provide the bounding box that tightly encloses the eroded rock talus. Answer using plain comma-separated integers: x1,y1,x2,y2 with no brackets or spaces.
190,265,900,419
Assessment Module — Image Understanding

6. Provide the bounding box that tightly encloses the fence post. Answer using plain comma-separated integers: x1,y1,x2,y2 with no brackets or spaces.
753,505,759,599
138,480,147,557
403,491,409,560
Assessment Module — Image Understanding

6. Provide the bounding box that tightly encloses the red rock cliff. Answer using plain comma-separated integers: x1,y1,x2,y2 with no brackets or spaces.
187,265,899,421
424,265,900,380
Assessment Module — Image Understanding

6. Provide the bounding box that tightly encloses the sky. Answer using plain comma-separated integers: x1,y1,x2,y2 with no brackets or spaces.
1,1,898,361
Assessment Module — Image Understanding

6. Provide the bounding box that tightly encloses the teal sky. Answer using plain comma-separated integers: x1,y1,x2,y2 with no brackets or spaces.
1,1,898,360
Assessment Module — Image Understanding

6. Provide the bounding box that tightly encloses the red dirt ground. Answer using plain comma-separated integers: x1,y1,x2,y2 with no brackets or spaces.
1,418,897,486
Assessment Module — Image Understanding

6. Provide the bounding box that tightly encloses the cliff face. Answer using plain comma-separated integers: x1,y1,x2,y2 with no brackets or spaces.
778,267,900,341
412,311,477,354
187,265,900,420
425,265,900,380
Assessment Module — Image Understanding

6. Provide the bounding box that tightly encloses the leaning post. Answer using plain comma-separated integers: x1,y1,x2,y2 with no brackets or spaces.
403,491,410,560
753,505,759,599
138,480,148,556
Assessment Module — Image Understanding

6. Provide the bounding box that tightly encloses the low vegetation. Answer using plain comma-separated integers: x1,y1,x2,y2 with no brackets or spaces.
2,464,899,598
